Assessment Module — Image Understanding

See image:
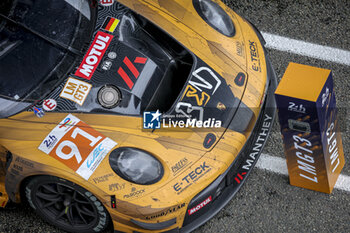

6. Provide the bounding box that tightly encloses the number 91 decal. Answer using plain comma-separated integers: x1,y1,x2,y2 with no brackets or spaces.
38,114,117,180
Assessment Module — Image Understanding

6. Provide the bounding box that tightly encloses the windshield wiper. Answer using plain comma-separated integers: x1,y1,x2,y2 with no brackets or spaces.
0,13,83,56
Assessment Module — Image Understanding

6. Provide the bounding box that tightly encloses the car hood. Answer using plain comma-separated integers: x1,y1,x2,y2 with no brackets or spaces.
34,2,251,152
113,0,251,151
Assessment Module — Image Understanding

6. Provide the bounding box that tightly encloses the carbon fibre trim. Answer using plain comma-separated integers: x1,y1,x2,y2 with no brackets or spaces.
131,217,176,230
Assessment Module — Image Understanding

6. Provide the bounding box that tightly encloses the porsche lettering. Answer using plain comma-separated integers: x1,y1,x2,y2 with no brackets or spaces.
75,31,113,80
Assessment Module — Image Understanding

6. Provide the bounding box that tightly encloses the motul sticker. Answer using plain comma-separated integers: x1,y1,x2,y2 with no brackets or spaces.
75,31,113,80
188,196,212,215
38,114,117,180
60,77,92,106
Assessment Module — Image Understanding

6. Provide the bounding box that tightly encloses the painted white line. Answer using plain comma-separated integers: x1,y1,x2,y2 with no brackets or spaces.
256,153,288,175
262,32,350,66
257,153,350,192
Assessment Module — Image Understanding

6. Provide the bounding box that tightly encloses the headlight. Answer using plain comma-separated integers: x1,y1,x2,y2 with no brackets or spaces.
193,0,235,37
109,147,163,185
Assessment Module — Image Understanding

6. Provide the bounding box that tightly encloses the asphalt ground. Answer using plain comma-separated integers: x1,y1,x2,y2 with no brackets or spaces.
0,0,349,232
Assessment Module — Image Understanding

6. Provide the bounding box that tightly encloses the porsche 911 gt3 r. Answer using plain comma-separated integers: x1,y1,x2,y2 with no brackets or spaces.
0,0,277,232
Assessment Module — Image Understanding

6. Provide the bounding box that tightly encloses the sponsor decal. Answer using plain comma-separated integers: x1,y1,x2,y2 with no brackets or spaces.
99,0,114,7
109,183,125,192
173,162,211,194
171,157,189,175
15,157,34,168
234,172,247,184
117,56,147,89
236,41,244,57
249,40,261,72
33,106,44,118
123,187,145,199
145,203,186,220
13,164,23,172
60,77,92,106
188,196,212,215
326,123,340,173
38,114,117,180
93,173,114,184
42,99,57,111
75,31,113,80
242,114,272,171
10,168,19,176
288,102,306,113
101,17,120,33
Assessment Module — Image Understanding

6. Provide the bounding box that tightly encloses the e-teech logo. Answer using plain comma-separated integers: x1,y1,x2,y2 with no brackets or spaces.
143,110,162,129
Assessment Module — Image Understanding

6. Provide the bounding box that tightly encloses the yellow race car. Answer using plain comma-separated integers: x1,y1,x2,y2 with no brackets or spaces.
0,0,277,232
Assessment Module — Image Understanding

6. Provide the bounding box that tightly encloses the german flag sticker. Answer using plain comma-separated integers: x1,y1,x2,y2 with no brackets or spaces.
101,17,120,33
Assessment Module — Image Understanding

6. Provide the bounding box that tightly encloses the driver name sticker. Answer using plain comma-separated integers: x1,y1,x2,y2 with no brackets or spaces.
60,77,92,106
38,114,117,180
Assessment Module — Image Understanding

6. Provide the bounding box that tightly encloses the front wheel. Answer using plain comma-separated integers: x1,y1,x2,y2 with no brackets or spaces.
25,176,110,233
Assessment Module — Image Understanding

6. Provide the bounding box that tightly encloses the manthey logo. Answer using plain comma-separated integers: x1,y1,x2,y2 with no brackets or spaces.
143,110,222,129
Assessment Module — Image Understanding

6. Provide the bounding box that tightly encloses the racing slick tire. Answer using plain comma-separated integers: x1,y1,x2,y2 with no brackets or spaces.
25,176,110,233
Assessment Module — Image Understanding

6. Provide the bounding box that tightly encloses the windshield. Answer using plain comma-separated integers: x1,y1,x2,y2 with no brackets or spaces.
0,0,96,117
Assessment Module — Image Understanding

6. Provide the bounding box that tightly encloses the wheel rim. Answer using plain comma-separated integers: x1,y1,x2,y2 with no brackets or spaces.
34,182,98,228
